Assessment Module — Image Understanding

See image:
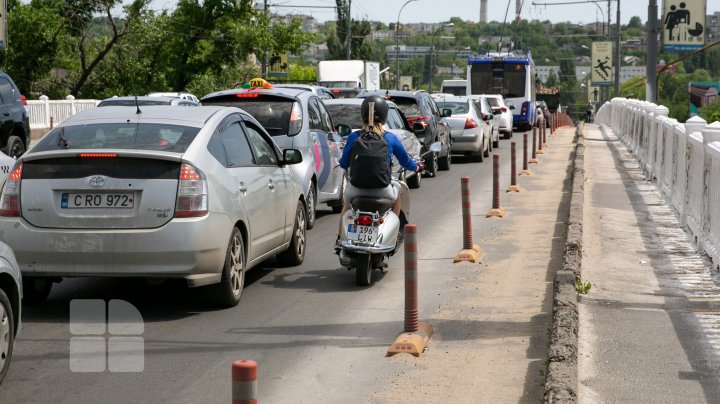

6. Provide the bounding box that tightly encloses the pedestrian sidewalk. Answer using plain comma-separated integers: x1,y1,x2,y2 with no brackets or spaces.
578,124,720,402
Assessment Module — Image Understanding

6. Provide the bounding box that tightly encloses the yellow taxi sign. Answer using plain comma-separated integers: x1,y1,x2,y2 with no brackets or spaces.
249,78,272,89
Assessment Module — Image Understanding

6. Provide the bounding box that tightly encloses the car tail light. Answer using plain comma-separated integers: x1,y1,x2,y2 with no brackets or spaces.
79,153,117,158
175,163,208,218
20,95,27,106
0,163,22,216
406,115,430,126
464,118,478,129
356,215,373,226
235,93,259,98
500,107,507,113
331,89,341,93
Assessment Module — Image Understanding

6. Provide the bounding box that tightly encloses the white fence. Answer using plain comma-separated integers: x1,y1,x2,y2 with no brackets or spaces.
27,95,99,130
596,98,720,269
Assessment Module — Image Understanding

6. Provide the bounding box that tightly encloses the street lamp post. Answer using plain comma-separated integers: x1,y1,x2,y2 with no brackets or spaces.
396,0,418,90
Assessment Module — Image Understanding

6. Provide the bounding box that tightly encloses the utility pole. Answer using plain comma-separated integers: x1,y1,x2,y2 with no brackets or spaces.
346,0,352,59
614,0,620,96
262,0,268,78
646,0,658,102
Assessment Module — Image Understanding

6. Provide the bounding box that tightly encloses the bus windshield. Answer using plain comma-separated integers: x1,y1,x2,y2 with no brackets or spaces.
469,63,526,99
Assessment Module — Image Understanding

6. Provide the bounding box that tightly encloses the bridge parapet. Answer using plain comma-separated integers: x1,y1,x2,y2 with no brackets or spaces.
596,100,720,270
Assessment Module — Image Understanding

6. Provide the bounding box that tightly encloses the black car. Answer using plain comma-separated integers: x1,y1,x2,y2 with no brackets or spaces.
0,72,30,158
359,90,452,176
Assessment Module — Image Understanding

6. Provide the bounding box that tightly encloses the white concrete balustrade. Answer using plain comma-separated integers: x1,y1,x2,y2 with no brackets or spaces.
27,95,99,130
596,99,720,270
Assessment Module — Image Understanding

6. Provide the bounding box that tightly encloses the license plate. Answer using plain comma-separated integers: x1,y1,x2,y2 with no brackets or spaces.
347,224,377,244
61,193,135,209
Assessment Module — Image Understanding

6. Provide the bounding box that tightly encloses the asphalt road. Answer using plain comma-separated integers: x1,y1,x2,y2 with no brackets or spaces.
0,132,539,403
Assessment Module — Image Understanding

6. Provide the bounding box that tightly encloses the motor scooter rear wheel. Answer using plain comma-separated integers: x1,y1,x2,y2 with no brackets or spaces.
356,254,372,286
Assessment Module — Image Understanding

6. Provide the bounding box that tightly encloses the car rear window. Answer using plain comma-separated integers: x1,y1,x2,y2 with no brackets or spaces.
202,94,299,136
389,97,422,117
436,102,469,115
325,104,363,129
485,98,501,108
32,123,200,153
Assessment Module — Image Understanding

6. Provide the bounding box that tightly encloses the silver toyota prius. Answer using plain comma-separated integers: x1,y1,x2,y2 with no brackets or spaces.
0,106,307,307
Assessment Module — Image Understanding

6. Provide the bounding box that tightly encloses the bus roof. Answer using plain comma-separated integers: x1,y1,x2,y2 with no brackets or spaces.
467,51,533,66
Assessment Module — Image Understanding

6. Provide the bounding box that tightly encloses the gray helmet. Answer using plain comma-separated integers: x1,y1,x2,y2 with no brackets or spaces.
361,95,389,125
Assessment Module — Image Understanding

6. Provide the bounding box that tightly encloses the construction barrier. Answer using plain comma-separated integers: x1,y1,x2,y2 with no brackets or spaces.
232,360,258,404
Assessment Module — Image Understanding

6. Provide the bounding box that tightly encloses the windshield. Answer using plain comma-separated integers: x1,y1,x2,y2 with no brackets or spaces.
436,102,469,115
33,123,200,152
202,95,300,136
325,104,363,129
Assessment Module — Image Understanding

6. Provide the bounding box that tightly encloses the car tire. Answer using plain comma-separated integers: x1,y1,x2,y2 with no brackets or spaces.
438,145,451,171
472,150,484,162
330,175,346,214
5,135,25,159
23,277,53,304
0,288,15,385
493,136,499,148
424,151,438,177
306,185,317,230
407,170,421,189
213,228,245,307
276,200,307,266
483,138,490,157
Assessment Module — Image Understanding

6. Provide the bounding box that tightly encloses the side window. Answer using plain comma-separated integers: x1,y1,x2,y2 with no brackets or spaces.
307,98,323,131
0,78,13,105
427,97,440,117
316,100,334,132
243,122,278,166
386,108,402,130
472,102,483,118
207,130,228,166
219,121,255,167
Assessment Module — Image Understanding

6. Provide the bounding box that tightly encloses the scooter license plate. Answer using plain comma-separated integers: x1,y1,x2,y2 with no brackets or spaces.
347,224,378,244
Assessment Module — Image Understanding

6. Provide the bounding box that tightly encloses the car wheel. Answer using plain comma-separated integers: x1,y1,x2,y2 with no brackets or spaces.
277,200,307,266
424,151,438,177
331,175,346,214
483,138,490,157
488,135,493,153
305,185,317,230
213,228,245,307
407,170,421,189
23,277,52,304
493,130,500,148
472,150,484,162
0,288,15,385
5,136,25,159
355,254,372,286
438,144,451,171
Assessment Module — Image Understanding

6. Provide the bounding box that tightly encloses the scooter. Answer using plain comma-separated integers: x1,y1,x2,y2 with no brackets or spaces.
336,142,442,286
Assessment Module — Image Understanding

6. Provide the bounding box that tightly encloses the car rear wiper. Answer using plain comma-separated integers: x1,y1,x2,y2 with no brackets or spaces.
57,127,69,149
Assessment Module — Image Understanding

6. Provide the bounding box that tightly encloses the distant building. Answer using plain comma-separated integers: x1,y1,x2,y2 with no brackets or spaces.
708,12,720,39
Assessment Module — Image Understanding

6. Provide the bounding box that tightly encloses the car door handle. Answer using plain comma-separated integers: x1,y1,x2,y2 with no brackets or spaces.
267,180,275,190
238,182,247,193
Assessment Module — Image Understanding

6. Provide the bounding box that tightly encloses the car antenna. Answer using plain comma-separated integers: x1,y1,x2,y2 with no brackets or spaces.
135,95,142,114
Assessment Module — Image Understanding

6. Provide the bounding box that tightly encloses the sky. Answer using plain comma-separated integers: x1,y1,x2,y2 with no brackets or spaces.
147,0,720,26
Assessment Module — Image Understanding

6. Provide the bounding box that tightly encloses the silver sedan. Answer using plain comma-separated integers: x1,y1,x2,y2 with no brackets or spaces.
0,106,307,307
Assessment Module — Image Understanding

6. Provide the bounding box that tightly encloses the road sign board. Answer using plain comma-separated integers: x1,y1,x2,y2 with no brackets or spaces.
591,42,613,86
663,0,706,52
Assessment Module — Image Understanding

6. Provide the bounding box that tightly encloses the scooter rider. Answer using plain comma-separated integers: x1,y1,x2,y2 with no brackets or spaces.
336,95,423,243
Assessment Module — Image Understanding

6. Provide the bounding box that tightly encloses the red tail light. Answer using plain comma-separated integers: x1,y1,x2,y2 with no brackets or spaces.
464,118,478,129
331,89,341,93
0,163,22,216
175,163,208,218
356,215,373,226
20,95,27,106
406,115,430,126
235,93,259,98
80,153,117,158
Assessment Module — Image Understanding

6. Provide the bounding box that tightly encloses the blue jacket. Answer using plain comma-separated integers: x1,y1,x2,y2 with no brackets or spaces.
339,130,418,172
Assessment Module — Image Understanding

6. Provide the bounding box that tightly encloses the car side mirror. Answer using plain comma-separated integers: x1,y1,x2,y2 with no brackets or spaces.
412,122,426,133
282,149,303,165
442,108,452,117
336,124,352,137
508,105,516,110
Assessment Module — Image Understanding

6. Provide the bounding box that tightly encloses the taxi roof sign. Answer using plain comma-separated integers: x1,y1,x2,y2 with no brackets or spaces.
243,78,273,89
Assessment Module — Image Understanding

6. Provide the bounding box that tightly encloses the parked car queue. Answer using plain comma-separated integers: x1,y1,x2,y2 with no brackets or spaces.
0,77,516,385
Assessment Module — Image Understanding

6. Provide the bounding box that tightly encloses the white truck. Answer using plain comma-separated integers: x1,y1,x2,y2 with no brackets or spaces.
317,60,380,91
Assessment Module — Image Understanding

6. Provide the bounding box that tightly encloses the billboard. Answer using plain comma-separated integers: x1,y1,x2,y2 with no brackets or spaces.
663,0,706,52
0,0,6,49
591,42,613,86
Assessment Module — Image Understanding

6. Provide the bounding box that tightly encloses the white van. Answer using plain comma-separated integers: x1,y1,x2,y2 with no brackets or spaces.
440,79,467,96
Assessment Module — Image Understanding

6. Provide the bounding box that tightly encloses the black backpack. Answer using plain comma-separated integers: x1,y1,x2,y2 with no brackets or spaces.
349,131,391,188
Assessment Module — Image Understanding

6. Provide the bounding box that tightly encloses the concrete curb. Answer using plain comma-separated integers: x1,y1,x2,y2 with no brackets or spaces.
543,126,584,403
